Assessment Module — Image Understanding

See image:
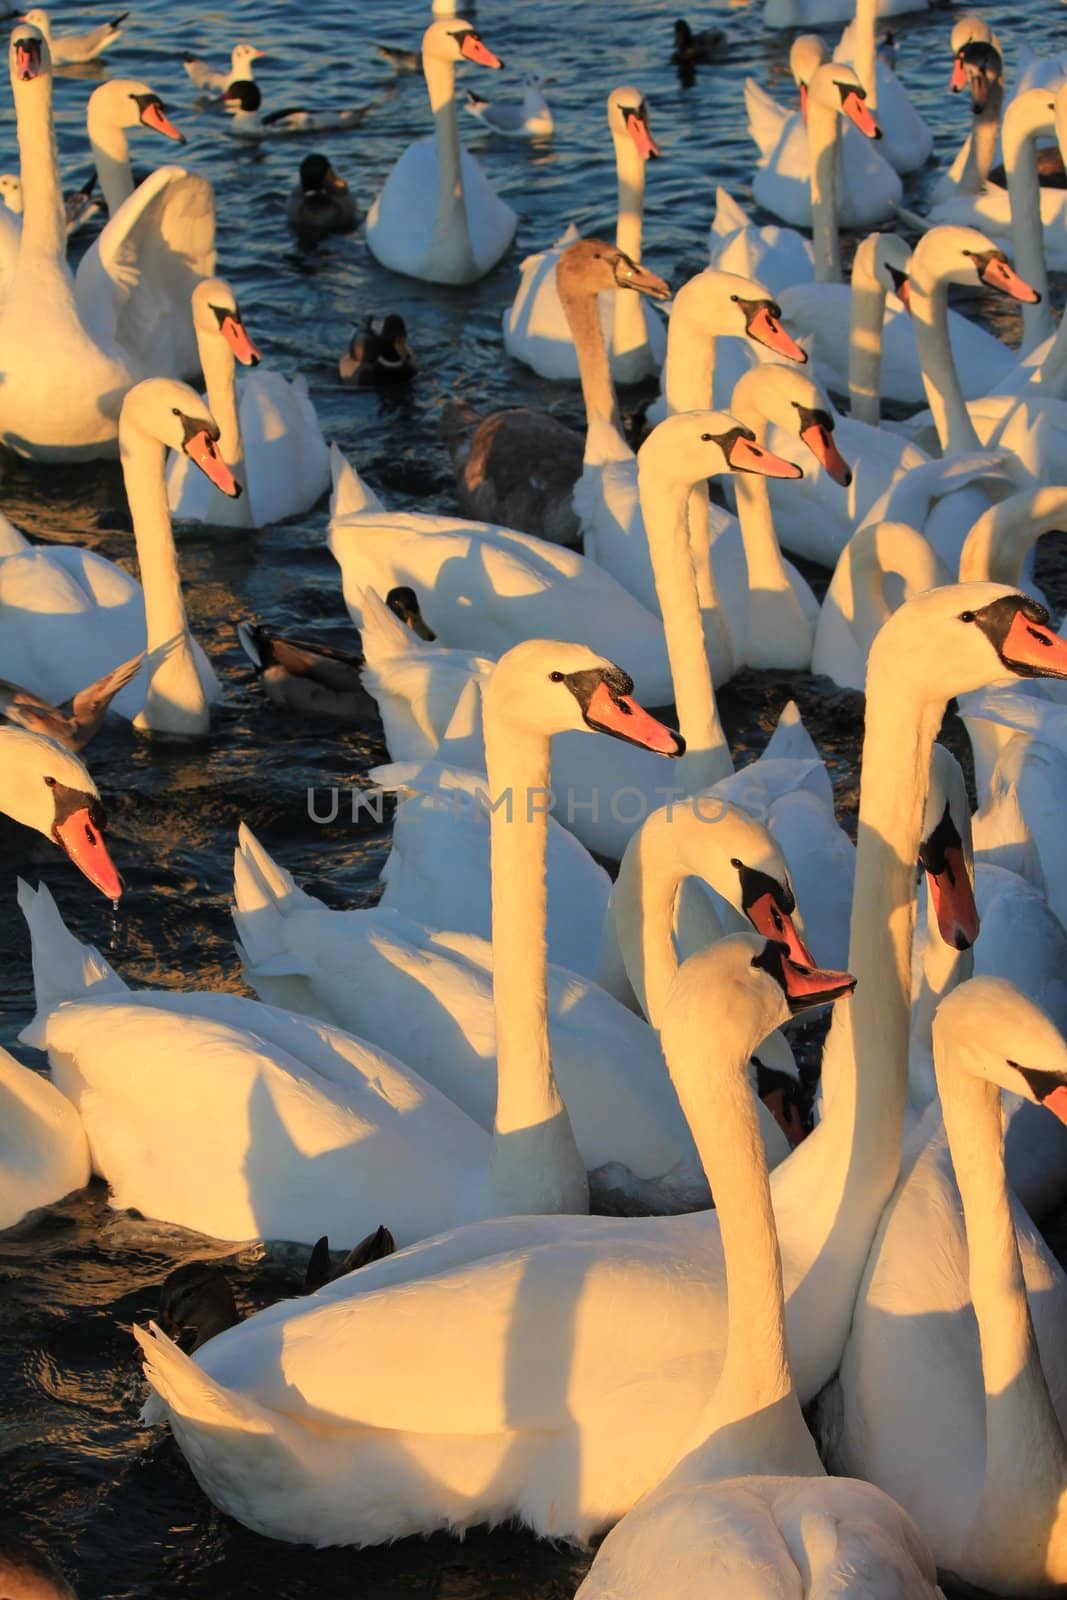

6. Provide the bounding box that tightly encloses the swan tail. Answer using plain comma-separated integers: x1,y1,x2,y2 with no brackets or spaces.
65,651,145,743
763,701,819,763
16,879,127,1041
136,1321,278,1437
328,443,384,518
711,186,748,237
232,822,324,983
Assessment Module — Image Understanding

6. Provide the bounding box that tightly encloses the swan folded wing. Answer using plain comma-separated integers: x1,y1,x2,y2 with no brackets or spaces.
744,79,791,163
76,167,216,381
237,371,330,526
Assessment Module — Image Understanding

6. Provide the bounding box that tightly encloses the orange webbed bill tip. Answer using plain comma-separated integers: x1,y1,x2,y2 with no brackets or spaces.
782,956,856,1012
460,33,503,68
843,89,880,138
1001,609,1067,676
221,315,261,366
746,304,806,363
184,430,242,498
584,680,684,757
800,422,852,487
949,56,968,92
747,891,818,971
926,848,980,951
54,809,122,900
728,435,803,479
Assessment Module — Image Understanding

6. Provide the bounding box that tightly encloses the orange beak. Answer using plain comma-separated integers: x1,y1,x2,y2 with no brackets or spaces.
745,303,807,363
1001,610,1067,675
799,82,809,122
925,847,980,951
949,54,968,92
184,429,242,498
746,890,818,971
54,808,122,900
800,420,852,487
1042,1085,1067,1126
459,32,503,68
780,952,857,1012
726,434,803,479
761,1086,807,1147
15,39,40,80
842,88,881,139
626,112,661,161
141,101,185,143
584,680,684,756
220,314,261,366
980,254,1041,304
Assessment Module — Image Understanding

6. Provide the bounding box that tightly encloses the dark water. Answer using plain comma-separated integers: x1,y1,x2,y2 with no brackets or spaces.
1,0,1066,1593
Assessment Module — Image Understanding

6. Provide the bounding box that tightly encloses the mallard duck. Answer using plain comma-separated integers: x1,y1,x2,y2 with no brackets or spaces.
0,652,143,751
672,17,725,65
338,314,416,385
238,591,433,716
286,153,358,232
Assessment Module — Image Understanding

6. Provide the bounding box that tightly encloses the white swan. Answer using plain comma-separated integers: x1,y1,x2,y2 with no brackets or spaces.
812,519,949,691
502,87,665,381
832,0,932,175
84,76,187,218
0,1044,89,1231
748,44,901,234
763,0,919,27
827,976,1067,1594
20,642,685,1244
706,186,815,297
0,727,121,899
366,19,516,284
165,278,330,528
0,378,235,734
127,585,1067,1549
575,937,941,1600
0,24,134,458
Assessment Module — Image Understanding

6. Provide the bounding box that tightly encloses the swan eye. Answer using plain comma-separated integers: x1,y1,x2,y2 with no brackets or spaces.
959,610,976,623
43,775,56,787
172,407,180,418
700,433,713,442
729,294,739,303
549,671,564,682
730,857,742,868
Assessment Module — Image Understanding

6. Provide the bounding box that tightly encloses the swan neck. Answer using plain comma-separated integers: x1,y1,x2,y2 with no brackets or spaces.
15,75,66,260
613,823,684,1026
852,0,879,112
1003,109,1055,352
959,488,1067,586
730,405,800,601
808,102,842,284
88,103,134,215
425,50,473,274
561,280,625,454
847,239,888,424
911,271,982,453
612,128,647,357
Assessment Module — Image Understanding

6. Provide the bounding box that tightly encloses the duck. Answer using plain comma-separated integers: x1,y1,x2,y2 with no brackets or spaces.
375,43,419,75
0,652,144,749
464,72,553,139
165,278,330,529
183,41,264,96
366,19,516,285
237,586,433,718
0,1043,90,1232
0,378,236,735
286,153,357,232
0,24,135,458
575,937,942,1600
671,18,725,66
127,585,1067,1549
22,7,126,66
222,80,370,140
19,643,684,1246
502,87,666,382
0,727,122,899
443,238,670,545
338,315,415,385
746,38,902,233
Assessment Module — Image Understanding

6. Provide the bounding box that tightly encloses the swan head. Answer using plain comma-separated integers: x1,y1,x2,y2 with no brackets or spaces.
481,640,684,756
808,63,881,140
870,585,1067,706
729,366,851,487
0,729,122,900
9,21,46,84
119,378,242,499
191,278,261,367
422,19,503,70
949,14,995,89
910,226,1040,305
662,935,855,1084
607,86,660,160
789,33,828,88
557,237,671,302
87,78,185,143
920,745,980,952
851,232,912,310
637,410,803,490
672,268,807,362
956,40,1003,112
933,976,1067,1125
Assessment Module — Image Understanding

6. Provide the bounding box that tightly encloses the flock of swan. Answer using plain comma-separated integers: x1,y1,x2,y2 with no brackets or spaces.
4,0,1067,1594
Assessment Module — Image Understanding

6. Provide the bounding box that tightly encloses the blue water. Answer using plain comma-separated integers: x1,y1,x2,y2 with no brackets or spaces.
0,0,1065,1593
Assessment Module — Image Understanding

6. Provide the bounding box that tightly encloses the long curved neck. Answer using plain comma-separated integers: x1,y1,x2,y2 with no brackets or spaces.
424,49,474,278
847,237,889,424
959,487,1067,585
1003,101,1055,353
911,264,982,453
612,817,689,1027
731,393,808,606
808,100,842,284
87,101,134,215
14,74,66,265
852,0,879,112
560,278,627,463
612,127,647,357
121,425,207,734
936,1048,1067,1516
638,458,732,785
482,694,586,1213
946,81,1001,195
198,330,245,481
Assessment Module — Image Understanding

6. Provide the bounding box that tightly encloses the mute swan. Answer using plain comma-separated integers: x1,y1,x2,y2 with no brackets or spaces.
0,378,236,734
286,154,357,233
325,445,676,705
22,7,126,66
0,24,135,459
366,19,515,285
165,278,330,529
747,43,901,234
812,520,949,691
20,644,684,1244
129,586,1067,1549
763,0,918,26
832,0,932,175
183,42,264,95
502,87,665,382
0,652,143,749
231,794,808,1209
446,239,670,545
707,186,815,297
464,73,553,140
827,977,1067,1594
0,1044,89,1232
575,938,942,1600
338,315,415,385
83,77,186,218
0,727,122,899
